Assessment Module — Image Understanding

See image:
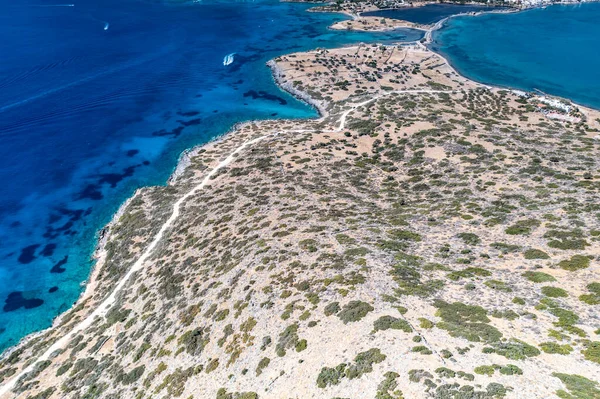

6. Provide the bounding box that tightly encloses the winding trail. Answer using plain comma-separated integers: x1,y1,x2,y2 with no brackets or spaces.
0,87,454,396
336,89,454,131
0,135,266,396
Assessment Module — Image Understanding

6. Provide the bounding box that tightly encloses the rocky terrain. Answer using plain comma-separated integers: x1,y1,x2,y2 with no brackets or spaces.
1,43,600,399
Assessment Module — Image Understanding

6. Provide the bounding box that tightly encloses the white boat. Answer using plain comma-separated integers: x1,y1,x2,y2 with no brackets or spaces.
223,53,235,66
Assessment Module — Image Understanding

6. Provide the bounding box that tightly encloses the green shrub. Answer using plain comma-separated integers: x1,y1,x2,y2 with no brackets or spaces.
316,348,386,388
411,346,432,355
435,367,455,378
387,229,421,241
117,365,145,385
178,328,209,356
512,297,526,305
295,339,307,352
419,318,434,329
489,339,540,360
336,234,357,245
582,341,600,364
523,249,550,259
484,280,512,292
579,282,600,305
376,371,403,399
256,357,270,376
346,348,387,379
559,255,590,271
434,300,502,343
545,230,589,250
499,364,523,376
490,242,521,253
447,267,491,281
542,286,569,298
505,219,540,235
540,342,573,355
552,373,600,399
316,364,346,388
522,271,556,283
373,316,412,333
337,300,374,324
275,324,300,357
324,301,341,316
458,233,481,246
474,365,496,376
216,388,259,399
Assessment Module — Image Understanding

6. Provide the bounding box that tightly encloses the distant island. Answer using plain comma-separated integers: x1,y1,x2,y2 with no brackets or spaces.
301,0,595,15
1,2,599,399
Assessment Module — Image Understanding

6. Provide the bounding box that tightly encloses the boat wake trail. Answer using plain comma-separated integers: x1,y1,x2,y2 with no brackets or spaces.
0,45,174,115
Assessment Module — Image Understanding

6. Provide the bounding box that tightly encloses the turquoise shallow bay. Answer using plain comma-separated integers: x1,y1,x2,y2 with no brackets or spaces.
432,3,600,109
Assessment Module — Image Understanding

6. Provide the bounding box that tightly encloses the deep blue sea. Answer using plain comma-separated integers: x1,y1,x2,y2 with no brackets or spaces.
432,3,600,109
362,4,498,25
0,0,423,352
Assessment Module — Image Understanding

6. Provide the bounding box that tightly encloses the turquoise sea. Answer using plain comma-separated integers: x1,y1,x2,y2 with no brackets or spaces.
432,3,600,109
0,0,423,353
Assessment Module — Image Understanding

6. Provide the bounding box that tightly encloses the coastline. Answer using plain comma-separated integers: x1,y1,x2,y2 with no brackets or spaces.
0,46,333,368
2,3,600,397
0,0,591,363
267,60,329,118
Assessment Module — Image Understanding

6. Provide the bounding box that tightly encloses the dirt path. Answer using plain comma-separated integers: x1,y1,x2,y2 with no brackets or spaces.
0,135,267,396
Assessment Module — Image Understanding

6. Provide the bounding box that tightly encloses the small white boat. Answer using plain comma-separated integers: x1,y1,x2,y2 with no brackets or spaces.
223,53,235,66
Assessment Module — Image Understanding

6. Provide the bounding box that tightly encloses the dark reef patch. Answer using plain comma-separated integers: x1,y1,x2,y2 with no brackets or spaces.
177,111,200,117
77,184,103,201
243,90,288,105
152,125,184,138
3,292,44,312
126,149,139,157
48,286,58,293
18,244,40,264
58,207,87,222
98,165,137,188
50,255,68,274
178,118,202,127
40,243,57,257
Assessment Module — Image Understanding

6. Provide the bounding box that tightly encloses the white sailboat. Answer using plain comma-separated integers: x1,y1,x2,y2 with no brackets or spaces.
223,53,235,66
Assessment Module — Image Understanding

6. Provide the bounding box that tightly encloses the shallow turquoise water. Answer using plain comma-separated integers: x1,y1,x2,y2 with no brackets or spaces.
432,3,600,109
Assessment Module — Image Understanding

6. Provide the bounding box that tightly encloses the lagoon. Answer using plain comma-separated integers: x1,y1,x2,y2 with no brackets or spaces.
432,3,600,109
